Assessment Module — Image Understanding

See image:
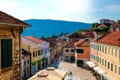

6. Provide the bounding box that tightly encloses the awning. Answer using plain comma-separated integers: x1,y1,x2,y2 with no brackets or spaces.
97,69,106,74
102,74,115,80
86,61,96,68
93,67,100,71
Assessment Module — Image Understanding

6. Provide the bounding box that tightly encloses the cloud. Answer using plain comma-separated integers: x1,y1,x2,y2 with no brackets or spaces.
0,0,94,22
0,1,20,11
60,0,93,13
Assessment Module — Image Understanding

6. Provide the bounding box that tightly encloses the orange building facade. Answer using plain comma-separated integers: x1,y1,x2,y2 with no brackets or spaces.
74,39,90,67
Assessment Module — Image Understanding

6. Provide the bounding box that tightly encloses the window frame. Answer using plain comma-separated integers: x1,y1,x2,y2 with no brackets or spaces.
0,38,13,70
66,49,69,52
71,49,74,52
76,49,84,54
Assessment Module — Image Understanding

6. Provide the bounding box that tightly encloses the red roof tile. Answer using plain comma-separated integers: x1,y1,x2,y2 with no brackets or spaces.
63,39,77,48
25,36,44,44
84,32,94,38
74,39,90,47
97,30,120,46
68,33,85,38
0,11,29,26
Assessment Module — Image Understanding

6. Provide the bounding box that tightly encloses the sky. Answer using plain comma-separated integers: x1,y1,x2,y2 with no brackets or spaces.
0,0,120,23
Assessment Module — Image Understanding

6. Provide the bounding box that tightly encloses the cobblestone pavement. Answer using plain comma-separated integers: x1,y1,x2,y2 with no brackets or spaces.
58,61,96,80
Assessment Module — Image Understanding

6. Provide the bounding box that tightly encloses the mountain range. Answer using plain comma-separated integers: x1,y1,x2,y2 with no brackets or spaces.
22,19,92,38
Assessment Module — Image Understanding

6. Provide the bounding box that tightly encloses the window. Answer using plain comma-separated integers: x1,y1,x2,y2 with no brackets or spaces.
102,59,104,65
102,46,104,53
36,51,37,56
33,52,35,57
119,67,120,75
24,61,26,65
115,49,117,57
105,47,107,53
66,49,69,52
98,45,99,51
111,48,113,56
108,62,110,69
100,57,101,64
27,70,29,74
115,65,117,73
100,45,101,51
108,48,110,55
71,49,74,52
97,56,99,62
1,39,12,69
38,50,40,55
76,49,84,53
111,64,113,71
105,60,107,67
65,56,69,61
27,60,29,64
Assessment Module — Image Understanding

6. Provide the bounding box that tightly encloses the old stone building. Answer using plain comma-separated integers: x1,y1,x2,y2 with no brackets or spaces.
0,11,30,80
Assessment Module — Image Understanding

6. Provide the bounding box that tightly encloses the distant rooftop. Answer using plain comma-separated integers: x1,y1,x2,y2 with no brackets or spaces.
25,36,44,44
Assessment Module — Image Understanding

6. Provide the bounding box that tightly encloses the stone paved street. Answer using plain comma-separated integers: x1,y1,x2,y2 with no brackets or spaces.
51,56,96,80
59,61,96,80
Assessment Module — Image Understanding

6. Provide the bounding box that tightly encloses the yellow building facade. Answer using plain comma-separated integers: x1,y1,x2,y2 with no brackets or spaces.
90,31,120,80
22,37,43,74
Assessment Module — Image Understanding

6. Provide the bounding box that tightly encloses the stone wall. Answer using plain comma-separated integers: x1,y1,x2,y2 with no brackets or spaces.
0,24,23,80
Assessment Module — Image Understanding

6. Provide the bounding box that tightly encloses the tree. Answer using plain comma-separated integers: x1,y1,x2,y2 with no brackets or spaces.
59,32,64,37
41,36,45,38
92,23,99,28
117,19,120,24
51,33,57,38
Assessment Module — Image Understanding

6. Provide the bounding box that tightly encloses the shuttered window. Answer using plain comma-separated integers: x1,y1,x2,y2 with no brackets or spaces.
1,39,12,69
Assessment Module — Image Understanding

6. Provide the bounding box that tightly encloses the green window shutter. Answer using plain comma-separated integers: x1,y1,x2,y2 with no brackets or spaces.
1,39,12,69
7,39,12,67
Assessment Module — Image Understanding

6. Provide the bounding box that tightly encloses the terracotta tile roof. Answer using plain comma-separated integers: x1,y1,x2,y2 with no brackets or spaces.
68,33,85,38
74,39,90,47
22,37,38,46
0,11,29,26
56,38,64,43
25,36,44,44
63,39,77,48
97,30,120,46
84,32,94,38
40,38,56,48
22,37,42,48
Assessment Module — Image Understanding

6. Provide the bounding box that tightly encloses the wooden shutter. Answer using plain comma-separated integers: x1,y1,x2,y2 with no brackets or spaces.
1,39,12,69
